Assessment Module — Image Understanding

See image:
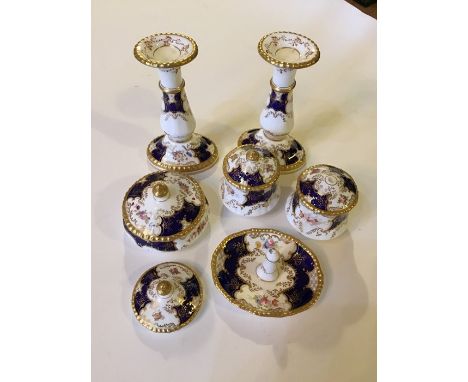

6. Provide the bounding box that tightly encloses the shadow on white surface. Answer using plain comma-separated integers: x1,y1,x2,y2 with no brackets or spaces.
212,230,369,368
92,111,152,149
116,85,160,119
93,174,138,241
198,98,258,151
299,103,344,144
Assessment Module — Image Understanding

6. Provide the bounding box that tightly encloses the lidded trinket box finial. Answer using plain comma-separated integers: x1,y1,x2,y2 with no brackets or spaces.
285,164,358,240
220,145,280,217
122,171,209,251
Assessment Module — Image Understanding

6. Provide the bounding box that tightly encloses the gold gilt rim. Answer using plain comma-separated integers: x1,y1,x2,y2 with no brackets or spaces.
223,145,280,192
296,164,359,216
235,134,306,174
122,172,207,242
131,262,203,333
278,153,306,173
211,228,324,318
258,31,320,69
134,32,198,69
146,135,218,174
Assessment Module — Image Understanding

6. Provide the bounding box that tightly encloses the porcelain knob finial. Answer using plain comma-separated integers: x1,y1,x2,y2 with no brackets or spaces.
256,247,280,282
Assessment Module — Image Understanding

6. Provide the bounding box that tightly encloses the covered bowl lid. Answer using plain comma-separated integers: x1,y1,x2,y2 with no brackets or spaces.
223,145,280,191
132,262,203,333
297,164,358,216
122,171,207,243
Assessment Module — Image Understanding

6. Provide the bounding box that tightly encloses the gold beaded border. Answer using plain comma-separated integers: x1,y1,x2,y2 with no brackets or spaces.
122,172,208,242
211,228,324,318
131,262,204,333
279,153,306,173
296,164,359,216
134,32,198,69
258,31,320,69
222,144,280,192
146,135,218,174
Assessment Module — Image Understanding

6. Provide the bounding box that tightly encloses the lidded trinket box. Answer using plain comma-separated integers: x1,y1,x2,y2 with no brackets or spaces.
132,262,203,333
220,145,280,217
122,171,209,251
211,228,323,317
285,164,358,240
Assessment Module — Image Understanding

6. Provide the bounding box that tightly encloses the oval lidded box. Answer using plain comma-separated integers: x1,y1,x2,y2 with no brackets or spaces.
285,164,358,240
220,144,280,217
122,171,209,251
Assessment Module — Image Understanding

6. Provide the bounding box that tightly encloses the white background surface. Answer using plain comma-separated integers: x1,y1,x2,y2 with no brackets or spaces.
92,0,376,381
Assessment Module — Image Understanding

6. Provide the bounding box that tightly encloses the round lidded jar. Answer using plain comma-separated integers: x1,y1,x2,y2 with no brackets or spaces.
220,144,280,217
285,164,358,240
122,171,209,251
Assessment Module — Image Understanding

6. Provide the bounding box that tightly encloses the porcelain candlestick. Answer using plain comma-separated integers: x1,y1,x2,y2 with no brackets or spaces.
134,33,218,173
238,31,320,173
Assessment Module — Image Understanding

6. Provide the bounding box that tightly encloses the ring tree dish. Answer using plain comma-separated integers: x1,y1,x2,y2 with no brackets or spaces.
211,228,323,317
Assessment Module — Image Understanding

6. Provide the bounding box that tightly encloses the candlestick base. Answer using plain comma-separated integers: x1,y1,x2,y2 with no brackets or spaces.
147,132,218,173
238,128,305,173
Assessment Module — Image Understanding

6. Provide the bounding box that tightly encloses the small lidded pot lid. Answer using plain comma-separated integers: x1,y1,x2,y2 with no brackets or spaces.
132,262,203,333
122,171,208,248
223,144,280,191
297,164,358,216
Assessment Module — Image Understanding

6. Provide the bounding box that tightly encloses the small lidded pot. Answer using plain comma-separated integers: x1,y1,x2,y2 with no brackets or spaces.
285,164,358,240
122,171,209,251
220,144,280,217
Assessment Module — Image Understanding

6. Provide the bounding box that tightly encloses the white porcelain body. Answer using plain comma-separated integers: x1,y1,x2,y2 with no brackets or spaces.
259,67,296,140
157,67,195,143
170,206,209,250
285,192,348,240
220,179,280,217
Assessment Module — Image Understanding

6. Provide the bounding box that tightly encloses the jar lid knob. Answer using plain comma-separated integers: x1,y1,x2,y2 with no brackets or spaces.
246,149,261,162
155,280,173,298
152,181,170,201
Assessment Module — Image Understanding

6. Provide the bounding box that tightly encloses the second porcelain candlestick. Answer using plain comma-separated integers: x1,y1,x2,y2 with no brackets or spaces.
134,33,218,173
238,31,320,173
